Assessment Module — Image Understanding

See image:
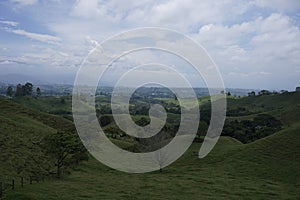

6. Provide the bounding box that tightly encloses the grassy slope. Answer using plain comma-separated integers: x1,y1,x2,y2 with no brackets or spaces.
13,96,72,115
226,92,300,123
4,130,299,199
0,98,75,178
2,92,300,199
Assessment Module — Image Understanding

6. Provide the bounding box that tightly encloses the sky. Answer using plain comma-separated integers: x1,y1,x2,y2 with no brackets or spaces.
0,0,300,90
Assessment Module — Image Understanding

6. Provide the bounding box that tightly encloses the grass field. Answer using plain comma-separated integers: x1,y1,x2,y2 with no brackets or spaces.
0,98,75,178
1,92,300,199
3,128,300,199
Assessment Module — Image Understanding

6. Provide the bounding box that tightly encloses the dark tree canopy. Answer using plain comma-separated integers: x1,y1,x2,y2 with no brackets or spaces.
258,90,271,95
15,82,34,97
15,84,24,97
24,82,33,95
6,86,13,97
248,91,256,96
42,131,88,177
36,87,41,97
222,114,282,143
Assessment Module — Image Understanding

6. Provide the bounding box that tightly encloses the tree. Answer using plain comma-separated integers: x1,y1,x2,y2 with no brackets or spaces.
42,131,88,178
248,91,256,96
197,121,208,137
258,90,270,95
15,84,24,97
145,131,170,173
173,93,178,101
24,82,33,95
15,82,33,97
99,115,112,127
60,97,65,104
6,86,13,97
36,87,41,97
135,117,150,126
253,114,282,128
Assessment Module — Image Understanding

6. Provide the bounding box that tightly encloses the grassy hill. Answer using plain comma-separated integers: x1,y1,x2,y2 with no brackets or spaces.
3,128,299,199
0,98,75,178
13,96,73,120
226,92,300,122
1,92,300,199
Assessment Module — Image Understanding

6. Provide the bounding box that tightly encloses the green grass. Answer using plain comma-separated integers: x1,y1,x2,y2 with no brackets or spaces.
155,96,212,107
3,129,300,199
225,92,300,124
13,96,73,120
13,96,72,113
226,92,300,116
0,98,75,178
1,92,300,199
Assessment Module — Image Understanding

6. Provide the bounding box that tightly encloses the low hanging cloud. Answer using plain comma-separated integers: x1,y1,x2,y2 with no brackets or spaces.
0,20,19,27
4,28,61,44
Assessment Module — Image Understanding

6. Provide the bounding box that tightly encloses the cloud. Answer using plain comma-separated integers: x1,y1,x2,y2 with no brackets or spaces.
4,28,61,44
191,12,300,89
0,20,19,27
1,0,300,89
253,0,300,12
71,0,106,19
144,0,232,29
10,0,38,6
69,0,254,31
0,60,16,65
195,13,300,66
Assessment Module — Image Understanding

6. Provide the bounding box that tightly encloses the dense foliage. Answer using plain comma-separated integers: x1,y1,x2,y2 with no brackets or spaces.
42,131,88,177
222,114,282,143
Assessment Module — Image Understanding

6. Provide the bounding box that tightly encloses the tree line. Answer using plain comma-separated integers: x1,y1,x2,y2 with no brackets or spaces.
6,82,41,97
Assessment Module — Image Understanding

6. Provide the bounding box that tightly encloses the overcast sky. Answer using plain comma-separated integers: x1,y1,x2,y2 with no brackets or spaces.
0,0,300,90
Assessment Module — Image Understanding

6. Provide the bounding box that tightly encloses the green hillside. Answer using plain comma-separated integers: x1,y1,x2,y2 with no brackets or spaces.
3,127,300,199
13,96,73,120
226,92,300,122
1,92,300,199
0,98,75,178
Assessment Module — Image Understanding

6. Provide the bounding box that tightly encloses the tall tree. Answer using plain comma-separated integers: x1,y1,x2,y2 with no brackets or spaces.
15,84,24,97
6,86,13,97
36,87,41,97
42,131,88,178
141,131,170,173
24,82,33,95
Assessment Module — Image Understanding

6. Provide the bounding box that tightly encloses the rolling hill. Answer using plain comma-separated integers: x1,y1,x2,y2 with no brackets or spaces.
0,98,75,178
1,92,299,199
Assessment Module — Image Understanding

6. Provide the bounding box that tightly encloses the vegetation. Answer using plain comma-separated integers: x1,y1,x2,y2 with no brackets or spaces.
42,131,88,178
3,127,300,199
0,89,299,199
6,86,13,97
15,82,33,97
222,114,282,143
0,98,82,179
